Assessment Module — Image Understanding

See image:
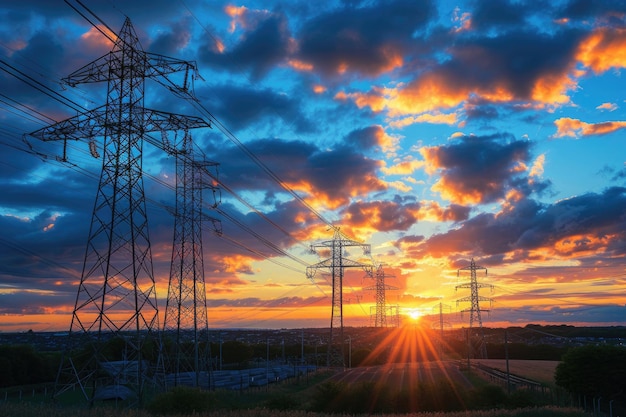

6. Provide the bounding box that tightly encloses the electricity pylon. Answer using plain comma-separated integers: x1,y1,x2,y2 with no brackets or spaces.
364,264,398,327
432,302,451,356
456,258,493,359
30,18,209,405
163,130,221,389
306,228,373,367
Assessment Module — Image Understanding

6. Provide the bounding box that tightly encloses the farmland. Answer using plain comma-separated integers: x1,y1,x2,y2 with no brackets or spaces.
474,359,559,386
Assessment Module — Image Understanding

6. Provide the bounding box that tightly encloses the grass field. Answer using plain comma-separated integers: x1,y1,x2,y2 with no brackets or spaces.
474,360,559,385
0,403,589,417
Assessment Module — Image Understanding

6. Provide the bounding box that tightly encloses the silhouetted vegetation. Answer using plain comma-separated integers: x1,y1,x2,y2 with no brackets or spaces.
0,345,58,387
555,344,626,414
308,379,552,414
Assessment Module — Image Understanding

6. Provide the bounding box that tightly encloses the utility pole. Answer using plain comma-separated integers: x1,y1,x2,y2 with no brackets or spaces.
364,264,398,327
306,228,372,367
456,258,493,359
162,129,221,389
30,18,209,405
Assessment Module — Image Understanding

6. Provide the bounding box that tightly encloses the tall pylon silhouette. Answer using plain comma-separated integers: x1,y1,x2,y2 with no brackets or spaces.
456,258,493,359
163,130,221,388
307,228,372,366
30,18,209,405
364,264,398,327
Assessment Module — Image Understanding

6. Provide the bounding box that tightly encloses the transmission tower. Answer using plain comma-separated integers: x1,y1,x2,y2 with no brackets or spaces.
455,258,493,359
306,228,373,366
432,302,451,356
162,130,221,389
30,18,209,405
364,264,398,327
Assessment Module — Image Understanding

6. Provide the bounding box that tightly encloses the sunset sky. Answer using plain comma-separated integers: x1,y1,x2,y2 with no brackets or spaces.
1,0,625,333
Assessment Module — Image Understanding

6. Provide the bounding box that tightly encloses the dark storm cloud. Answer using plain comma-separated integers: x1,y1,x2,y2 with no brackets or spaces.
557,0,626,24
418,186,626,259
422,133,543,205
446,29,583,101
468,0,539,31
345,125,384,150
148,17,194,56
197,84,314,133
295,0,436,78
198,10,291,80
205,133,385,209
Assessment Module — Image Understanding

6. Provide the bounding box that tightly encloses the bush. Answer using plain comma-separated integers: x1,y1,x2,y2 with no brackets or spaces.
309,380,344,412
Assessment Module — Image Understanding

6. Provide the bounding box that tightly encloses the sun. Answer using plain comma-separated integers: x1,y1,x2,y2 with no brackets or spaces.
406,309,422,321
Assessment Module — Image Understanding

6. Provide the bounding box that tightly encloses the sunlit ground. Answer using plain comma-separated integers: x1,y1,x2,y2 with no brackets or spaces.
340,318,467,410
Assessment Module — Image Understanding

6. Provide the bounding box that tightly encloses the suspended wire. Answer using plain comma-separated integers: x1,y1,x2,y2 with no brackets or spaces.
60,0,325,258
0,2,379,327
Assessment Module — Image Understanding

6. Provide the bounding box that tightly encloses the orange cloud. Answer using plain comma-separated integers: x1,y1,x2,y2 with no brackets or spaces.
288,59,314,71
577,27,626,74
530,72,576,106
213,37,225,53
554,117,626,138
312,84,326,94
284,173,386,211
390,111,459,128
225,5,248,32
381,159,424,175
596,102,617,112
80,25,116,49
529,154,546,178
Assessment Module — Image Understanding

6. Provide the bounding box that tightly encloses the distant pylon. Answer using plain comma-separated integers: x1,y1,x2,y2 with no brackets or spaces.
432,302,451,356
30,18,209,405
364,264,398,327
162,130,221,388
306,228,373,367
456,258,493,359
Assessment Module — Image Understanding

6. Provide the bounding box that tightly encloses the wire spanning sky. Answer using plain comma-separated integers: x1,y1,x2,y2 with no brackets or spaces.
1,0,625,332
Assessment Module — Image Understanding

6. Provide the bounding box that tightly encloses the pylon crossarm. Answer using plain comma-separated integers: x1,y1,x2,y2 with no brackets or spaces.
29,107,107,141
62,53,112,86
143,108,209,132
306,265,319,280
146,53,197,76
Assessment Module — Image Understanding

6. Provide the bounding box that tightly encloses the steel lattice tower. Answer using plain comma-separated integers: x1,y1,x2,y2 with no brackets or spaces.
365,264,398,327
30,18,209,405
455,258,493,359
306,228,372,367
163,130,220,388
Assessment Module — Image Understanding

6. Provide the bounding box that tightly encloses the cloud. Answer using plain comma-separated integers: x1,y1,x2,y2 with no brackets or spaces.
344,125,397,154
337,28,584,126
468,0,537,31
577,27,626,74
553,117,626,138
148,17,193,55
596,102,618,112
294,0,435,78
342,196,469,234
420,133,538,205
206,135,386,210
409,186,626,262
197,83,314,133
198,6,292,80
